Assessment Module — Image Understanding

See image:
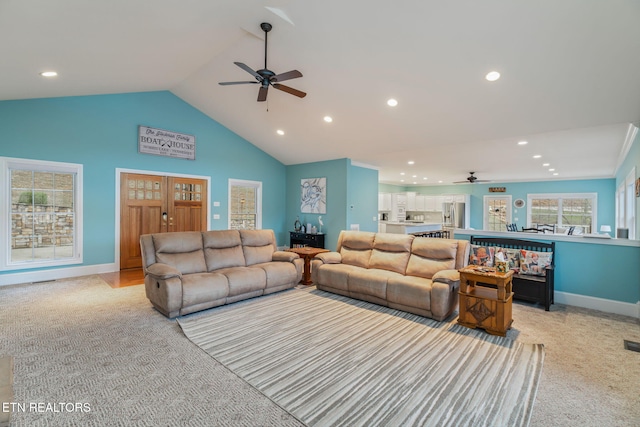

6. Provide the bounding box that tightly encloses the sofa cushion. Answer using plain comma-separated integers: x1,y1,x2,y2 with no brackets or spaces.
252,262,298,289
339,230,376,250
386,275,433,311
217,266,266,297
153,231,207,274
340,247,372,268
316,263,362,292
368,233,413,274
240,229,276,265
202,230,246,270
406,239,458,279
181,272,229,307
349,268,402,301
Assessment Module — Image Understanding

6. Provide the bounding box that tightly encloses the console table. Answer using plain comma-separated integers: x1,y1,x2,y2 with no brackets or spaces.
290,232,325,249
458,266,514,337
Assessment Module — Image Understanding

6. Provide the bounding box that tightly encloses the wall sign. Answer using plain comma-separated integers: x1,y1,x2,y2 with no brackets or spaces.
138,125,196,160
489,187,506,193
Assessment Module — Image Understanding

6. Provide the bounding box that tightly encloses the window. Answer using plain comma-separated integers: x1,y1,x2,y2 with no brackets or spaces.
483,196,512,231
1,157,83,270
527,193,596,233
228,179,262,230
616,168,636,239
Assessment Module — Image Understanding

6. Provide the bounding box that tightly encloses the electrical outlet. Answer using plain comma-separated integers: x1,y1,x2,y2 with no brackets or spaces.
213,214,220,219
213,201,220,207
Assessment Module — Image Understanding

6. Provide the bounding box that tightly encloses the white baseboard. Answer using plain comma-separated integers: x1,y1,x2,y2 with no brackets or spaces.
555,291,640,319
0,263,116,287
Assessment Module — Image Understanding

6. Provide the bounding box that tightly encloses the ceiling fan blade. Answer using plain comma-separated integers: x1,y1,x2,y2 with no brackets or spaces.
234,62,263,81
273,83,306,98
218,81,258,85
257,86,268,102
272,70,303,83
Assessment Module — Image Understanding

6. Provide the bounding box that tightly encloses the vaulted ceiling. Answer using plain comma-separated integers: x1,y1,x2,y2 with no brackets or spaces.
2,0,639,185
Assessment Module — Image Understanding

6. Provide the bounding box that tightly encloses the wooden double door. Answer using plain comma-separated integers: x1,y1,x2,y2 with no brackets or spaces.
120,173,208,270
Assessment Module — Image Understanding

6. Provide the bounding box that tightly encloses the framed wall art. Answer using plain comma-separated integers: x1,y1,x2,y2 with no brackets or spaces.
301,177,326,213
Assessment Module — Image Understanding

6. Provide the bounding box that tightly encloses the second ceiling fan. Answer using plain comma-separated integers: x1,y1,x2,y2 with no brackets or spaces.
219,22,306,102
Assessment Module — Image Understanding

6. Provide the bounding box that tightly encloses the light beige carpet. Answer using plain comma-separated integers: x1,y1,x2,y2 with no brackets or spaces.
0,275,638,426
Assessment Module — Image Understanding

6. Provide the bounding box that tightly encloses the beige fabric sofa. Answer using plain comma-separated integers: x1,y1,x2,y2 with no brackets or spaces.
140,229,303,318
310,231,470,321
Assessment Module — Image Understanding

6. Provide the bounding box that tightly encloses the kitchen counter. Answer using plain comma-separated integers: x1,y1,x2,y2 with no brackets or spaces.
384,222,443,235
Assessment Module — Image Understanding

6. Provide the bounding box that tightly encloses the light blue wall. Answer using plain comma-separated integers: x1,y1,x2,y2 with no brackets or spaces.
382,179,616,232
347,163,378,234
0,91,288,274
285,159,378,250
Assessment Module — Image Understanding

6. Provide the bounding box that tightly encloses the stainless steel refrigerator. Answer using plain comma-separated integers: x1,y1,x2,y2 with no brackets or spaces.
442,202,465,228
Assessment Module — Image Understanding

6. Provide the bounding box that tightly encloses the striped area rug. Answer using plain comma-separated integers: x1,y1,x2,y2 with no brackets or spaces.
178,288,544,427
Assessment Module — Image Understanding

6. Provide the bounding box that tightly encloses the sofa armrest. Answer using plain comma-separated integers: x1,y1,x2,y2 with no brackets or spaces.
272,251,300,262
314,251,342,264
145,263,182,280
432,269,460,285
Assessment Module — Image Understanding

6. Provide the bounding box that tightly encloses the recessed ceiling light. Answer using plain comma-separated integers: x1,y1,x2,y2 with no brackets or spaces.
40,71,58,77
323,116,333,123
408,161,415,165
553,172,559,176
400,172,405,176
400,179,405,182
412,175,417,178
518,140,528,145
438,180,443,183
485,71,500,82
412,182,417,185
548,168,555,172
542,163,550,167
276,129,285,136
423,177,428,180
533,154,542,159
387,98,398,107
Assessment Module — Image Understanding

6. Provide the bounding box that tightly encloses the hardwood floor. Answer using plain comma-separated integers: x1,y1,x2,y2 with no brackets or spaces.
100,268,144,288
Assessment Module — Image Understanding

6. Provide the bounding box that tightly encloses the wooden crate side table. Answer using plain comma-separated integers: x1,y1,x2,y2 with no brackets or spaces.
286,247,329,285
458,267,514,337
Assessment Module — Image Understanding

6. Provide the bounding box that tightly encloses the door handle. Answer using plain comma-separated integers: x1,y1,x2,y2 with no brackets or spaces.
162,212,168,221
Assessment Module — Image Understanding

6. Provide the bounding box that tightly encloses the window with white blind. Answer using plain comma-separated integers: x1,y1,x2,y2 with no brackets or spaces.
1,157,83,270
228,179,262,230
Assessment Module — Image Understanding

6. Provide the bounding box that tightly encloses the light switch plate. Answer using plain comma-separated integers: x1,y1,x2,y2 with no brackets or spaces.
213,201,220,207
213,214,220,219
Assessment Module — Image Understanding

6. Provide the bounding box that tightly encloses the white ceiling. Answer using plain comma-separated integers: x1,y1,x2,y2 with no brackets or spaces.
2,0,640,185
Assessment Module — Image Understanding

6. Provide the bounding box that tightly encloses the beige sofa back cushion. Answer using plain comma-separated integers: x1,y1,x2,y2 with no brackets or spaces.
338,231,375,268
406,238,459,279
240,229,276,266
152,231,207,274
369,233,414,274
202,230,246,271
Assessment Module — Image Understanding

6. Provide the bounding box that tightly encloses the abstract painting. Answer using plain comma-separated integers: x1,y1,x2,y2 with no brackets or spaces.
301,177,326,213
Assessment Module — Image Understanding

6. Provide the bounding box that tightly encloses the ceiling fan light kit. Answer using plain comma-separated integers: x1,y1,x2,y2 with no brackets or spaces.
219,22,306,102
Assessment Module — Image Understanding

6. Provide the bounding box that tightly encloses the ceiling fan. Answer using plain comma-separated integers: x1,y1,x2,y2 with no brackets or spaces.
218,22,306,102
454,172,491,184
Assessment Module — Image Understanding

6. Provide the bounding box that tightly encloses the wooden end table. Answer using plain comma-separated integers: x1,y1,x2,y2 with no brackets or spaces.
286,247,329,285
458,266,514,337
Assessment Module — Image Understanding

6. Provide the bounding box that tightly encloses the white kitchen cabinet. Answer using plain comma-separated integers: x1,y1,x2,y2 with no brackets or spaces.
415,195,426,211
378,193,392,211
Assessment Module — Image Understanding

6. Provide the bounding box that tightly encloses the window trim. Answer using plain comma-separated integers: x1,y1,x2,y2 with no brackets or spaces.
228,179,262,230
526,192,597,231
483,195,512,231
0,157,83,271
